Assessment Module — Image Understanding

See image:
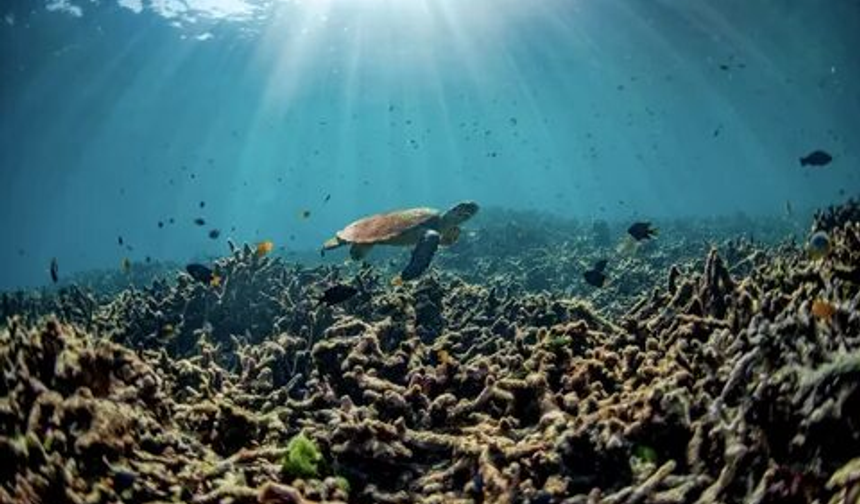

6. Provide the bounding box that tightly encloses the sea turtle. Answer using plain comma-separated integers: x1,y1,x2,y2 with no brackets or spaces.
322,201,479,280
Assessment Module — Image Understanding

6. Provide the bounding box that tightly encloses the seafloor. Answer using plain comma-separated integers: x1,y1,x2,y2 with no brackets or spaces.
1,201,860,504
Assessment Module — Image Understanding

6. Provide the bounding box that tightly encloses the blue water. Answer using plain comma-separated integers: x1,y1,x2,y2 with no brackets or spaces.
1,0,858,289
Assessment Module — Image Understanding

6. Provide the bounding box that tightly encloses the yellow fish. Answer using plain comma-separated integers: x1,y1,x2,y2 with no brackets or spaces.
390,275,403,287
256,240,274,257
210,274,222,287
811,298,835,321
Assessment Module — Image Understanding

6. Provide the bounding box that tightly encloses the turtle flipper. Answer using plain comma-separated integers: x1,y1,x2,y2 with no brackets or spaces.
401,230,441,281
349,244,374,261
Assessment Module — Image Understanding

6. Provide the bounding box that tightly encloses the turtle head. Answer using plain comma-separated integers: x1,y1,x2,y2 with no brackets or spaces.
442,201,479,227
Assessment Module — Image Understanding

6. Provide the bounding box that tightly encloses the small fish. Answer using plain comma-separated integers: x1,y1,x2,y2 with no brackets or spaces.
194,218,206,226
158,323,175,340
300,209,311,219
811,299,836,320
49,257,59,284
785,200,793,217
390,275,404,287
807,230,831,260
208,229,221,239
628,222,658,241
118,236,124,246
158,221,164,228
583,259,608,288
185,263,220,286
324,194,331,203
318,284,359,306
199,201,206,208
256,240,274,257
437,349,452,366
800,150,832,167
121,257,131,273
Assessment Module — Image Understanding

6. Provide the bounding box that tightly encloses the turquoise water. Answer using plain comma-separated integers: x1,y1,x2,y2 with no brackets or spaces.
1,0,858,289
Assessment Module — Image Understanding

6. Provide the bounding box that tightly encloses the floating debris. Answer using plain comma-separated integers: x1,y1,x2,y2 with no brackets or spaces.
800,149,833,167
628,221,658,241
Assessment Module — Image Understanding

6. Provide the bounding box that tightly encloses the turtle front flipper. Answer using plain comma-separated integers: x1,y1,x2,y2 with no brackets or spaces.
350,244,374,261
401,230,441,281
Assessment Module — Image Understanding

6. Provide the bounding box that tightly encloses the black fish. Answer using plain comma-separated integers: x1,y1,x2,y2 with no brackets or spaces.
118,236,124,246
199,201,206,208
49,258,59,284
194,218,206,226
186,263,214,284
208,229,221,239
401,230,441,281
324,194,331,203
318,284,359,306
800,150,832,167
628,222,658,241
583,259,608,288
158,221,164,228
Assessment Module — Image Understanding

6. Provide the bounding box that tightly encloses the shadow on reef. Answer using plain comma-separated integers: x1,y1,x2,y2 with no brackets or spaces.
0,199,859,503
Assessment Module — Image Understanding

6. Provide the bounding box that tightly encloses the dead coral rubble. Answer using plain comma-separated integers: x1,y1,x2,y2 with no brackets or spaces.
0,205,859,503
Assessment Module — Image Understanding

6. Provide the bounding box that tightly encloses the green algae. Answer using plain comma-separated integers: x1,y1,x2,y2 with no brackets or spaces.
281,432,322,479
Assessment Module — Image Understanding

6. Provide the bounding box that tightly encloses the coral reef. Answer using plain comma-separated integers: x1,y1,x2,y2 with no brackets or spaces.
0,203,858,503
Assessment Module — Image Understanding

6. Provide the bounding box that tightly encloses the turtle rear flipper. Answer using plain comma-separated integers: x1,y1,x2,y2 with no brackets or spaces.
401,230,441,281
350,244,374,261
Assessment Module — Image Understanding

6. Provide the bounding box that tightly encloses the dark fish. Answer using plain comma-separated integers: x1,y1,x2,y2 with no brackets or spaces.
800,150,832,167
186,263,214,284
158,221,164,228
118,236,124,246
208,229,221,239
324,194,331,203
194,218,206,226
300,210,311,219
401,230,441,281
583,259,608,288
49,258,59,284
318,284,359,306
628,222,658,241
199,201,206,208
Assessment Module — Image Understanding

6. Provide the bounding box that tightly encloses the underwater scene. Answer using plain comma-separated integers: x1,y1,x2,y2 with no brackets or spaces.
2,0,860,502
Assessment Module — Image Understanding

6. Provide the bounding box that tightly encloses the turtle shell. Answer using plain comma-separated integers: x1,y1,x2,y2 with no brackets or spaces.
337,207,440,244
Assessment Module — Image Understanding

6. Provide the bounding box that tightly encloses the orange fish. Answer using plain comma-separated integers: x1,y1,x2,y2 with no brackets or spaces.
811,299,835,320
256,240,274,257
